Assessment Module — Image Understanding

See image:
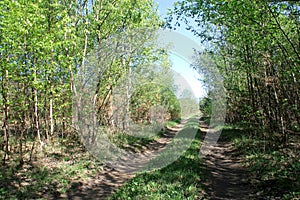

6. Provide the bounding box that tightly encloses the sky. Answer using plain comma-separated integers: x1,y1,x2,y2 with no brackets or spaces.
155,0,206,99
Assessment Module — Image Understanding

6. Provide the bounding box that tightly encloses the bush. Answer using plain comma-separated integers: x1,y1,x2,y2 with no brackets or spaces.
198,97,212,117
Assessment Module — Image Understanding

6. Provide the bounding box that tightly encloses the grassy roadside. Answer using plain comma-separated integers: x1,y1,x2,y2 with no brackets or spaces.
221,125,300,199
0,119,183,199
109,117,206,200
0,135,103,199
108,119,182,153
164,119,181,128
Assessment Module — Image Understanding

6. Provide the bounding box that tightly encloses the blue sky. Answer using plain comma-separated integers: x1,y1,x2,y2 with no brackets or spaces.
155,0,206,99
155,0,176,16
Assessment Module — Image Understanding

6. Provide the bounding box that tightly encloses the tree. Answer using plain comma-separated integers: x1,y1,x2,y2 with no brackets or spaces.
0,0,178,165
0,0,82,164
168,0,300,144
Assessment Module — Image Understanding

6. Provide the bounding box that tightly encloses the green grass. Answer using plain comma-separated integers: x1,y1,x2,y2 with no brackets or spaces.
109,133,158,153
229,127,300,199
164,119,181,128
110,118,206,200
108,120,182,152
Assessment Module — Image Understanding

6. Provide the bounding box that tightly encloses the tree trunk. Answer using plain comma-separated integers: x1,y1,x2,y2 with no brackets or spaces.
2,70,10,163
34,70,43,147
50,97,54,137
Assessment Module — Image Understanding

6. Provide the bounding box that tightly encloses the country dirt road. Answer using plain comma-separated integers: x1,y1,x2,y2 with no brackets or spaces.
64,119,255,200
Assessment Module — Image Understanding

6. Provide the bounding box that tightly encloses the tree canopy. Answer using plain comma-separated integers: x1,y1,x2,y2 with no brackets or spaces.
168,0,300,142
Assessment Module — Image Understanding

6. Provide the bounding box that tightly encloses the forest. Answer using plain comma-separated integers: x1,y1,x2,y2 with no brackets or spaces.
0,0,299,199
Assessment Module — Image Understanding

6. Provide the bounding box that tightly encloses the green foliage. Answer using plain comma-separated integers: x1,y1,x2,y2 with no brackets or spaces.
125,48,181,125
169,0,300,140
2,0,299,199
0,0,166,162
161,88,182,121
130,82,181,123
0,1,175,198
198,97,212,117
